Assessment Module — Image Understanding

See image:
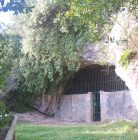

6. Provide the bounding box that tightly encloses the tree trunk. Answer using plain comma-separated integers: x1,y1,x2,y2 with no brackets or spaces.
33,83,65,116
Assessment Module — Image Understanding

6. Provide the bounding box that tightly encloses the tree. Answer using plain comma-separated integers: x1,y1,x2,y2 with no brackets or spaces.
0,31,22,88
0,0,34,89
0,33,9,88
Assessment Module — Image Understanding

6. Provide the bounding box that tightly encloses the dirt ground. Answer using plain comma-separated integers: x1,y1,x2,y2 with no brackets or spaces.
16,111,90,125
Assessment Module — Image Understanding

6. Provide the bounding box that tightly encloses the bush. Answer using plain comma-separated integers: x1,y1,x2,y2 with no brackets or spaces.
0,100,10,128
119,49,137,68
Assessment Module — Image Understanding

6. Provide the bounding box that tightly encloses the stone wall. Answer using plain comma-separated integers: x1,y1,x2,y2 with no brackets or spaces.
34,90,138,122
55,92,93,122
100,91,138,121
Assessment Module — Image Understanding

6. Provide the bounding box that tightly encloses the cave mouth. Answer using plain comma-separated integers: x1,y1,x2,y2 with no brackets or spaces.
63,64,129,122
64,64,129,95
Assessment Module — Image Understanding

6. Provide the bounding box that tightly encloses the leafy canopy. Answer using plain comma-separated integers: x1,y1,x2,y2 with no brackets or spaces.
0,31,22,89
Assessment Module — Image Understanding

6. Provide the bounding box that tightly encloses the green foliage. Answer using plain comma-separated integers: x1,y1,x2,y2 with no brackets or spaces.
14,0,82,102
13,0,138,103
0,31,21,89
119,49,137,68
0,33,9,89
57,0,138,42
6,89,34,112
0,100,10,128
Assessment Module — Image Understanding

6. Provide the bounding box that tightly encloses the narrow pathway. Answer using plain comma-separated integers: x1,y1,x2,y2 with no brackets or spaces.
16,112,90,126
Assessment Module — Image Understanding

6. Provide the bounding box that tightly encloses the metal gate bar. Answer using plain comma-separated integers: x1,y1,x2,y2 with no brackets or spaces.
93,92,101,121
64,65,128,95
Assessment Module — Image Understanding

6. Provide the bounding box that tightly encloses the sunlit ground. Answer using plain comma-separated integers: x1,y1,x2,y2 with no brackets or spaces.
16,121,138,140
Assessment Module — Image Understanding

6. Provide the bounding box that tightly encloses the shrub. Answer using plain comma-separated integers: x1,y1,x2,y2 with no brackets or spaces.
0,100,10,128
119,49,137,68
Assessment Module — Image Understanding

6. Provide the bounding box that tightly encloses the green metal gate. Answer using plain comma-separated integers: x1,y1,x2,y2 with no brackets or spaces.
93,92,101,121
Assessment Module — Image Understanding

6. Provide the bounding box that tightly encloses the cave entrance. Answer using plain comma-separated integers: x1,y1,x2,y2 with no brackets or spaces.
63,64,128,122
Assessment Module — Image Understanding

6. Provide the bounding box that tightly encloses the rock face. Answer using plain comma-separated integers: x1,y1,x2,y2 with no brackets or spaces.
80,41,107,64
81,8,138,65
34,85,64,116
109,8,138,63
34,94,59,116
109,9,138,110
116,60,138,111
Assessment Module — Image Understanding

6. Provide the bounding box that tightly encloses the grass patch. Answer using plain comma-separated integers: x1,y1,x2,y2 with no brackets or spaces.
16,121,138,140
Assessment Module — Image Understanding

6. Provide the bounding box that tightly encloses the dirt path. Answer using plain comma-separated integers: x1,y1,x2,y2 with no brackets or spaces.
16,112,89,126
